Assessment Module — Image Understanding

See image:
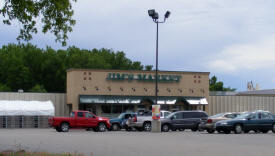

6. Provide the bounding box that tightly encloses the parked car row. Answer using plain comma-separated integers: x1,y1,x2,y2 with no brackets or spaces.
214,110,275,134
49,110,275,134
199,112,241,133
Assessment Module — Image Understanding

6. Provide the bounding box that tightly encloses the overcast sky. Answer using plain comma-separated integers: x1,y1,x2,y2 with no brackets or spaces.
1,0,275,91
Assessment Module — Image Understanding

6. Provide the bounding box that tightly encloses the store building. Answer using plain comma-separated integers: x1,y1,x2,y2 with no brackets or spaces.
67,69,210,118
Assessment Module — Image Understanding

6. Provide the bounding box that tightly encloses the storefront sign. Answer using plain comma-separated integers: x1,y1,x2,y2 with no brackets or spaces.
106,73,182,82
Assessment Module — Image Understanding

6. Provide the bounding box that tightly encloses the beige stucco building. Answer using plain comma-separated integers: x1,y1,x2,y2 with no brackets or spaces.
67,69,210,117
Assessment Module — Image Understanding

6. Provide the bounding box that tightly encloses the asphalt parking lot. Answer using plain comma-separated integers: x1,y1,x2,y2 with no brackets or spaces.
0,129,275,156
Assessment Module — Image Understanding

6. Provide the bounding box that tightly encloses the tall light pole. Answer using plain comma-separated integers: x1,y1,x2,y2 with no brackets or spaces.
148,9,171,106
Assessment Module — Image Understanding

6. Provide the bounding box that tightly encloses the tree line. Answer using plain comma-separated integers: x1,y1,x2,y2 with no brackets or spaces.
0,43,235,93
0,44,152,93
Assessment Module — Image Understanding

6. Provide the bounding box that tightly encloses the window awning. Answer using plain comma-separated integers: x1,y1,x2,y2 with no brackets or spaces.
185,97,208,105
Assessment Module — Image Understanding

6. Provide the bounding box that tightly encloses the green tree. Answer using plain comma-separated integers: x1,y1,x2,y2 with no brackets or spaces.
0,0,76,46
144,65,153,71
28,84,47,93
209,76,236,91
0,83,11,92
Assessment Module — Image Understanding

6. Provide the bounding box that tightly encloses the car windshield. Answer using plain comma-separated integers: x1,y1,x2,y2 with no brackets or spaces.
235,112,251,119
210,113,225,118
118,113,125,119
166,112,176,119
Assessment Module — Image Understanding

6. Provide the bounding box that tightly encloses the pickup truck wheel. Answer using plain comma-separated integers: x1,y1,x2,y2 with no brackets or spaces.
143,122,151,132
60,122,69,132
161,124,170,132
98,123,107,132
111,123,121,131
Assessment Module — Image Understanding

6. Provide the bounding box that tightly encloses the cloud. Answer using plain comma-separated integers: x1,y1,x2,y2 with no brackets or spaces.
208,34,275,73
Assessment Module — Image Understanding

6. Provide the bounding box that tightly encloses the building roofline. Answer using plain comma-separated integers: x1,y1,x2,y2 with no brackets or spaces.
67,68,210,74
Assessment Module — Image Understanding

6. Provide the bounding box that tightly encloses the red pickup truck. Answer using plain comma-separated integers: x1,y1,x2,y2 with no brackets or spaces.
48,110,111,132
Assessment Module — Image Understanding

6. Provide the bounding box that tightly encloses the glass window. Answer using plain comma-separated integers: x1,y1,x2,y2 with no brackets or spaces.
124,114,132,119
161,105,169,111
225,114,236,119
164,112,171,118
101,105,111,114
70,112,75,117
85,112,94,118
184,112,195,118
144,111,152,116
174,112,183,119
248,113,258,119
200,112,208,118
123,105,134,113
210,113,225,118
77,112,84,117
261,112,273,119
112,105,123,114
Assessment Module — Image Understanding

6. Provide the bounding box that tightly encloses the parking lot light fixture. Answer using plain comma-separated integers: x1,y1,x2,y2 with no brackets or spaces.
147,9,171,109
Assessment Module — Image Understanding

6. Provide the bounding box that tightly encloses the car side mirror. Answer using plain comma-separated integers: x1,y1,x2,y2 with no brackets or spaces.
246,117,251,120
170,116,175,120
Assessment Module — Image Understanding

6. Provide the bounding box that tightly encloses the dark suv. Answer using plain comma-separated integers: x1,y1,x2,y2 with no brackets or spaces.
161,111,208,132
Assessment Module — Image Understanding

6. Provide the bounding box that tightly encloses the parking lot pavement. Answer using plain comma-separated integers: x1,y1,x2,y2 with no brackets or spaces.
0,129,275,156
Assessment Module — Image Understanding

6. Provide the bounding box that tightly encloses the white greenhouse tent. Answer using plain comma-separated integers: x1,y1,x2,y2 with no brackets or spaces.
0,100,55,116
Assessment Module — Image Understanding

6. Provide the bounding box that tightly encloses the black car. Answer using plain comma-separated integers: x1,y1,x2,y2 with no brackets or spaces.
215,111,275,134
161,111,208,132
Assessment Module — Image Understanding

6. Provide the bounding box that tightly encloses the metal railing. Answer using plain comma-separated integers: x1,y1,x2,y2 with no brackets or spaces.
0,116,50,128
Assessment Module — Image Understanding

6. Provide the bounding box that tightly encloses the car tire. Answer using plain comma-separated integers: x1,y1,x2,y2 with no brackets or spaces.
143,122,151,132
60,122,69,132
207,129,215,134
244,130,250,133
111,123,121,131
161,124,170,132
234,124,242,134
97,122,107,132
272,124,275,133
